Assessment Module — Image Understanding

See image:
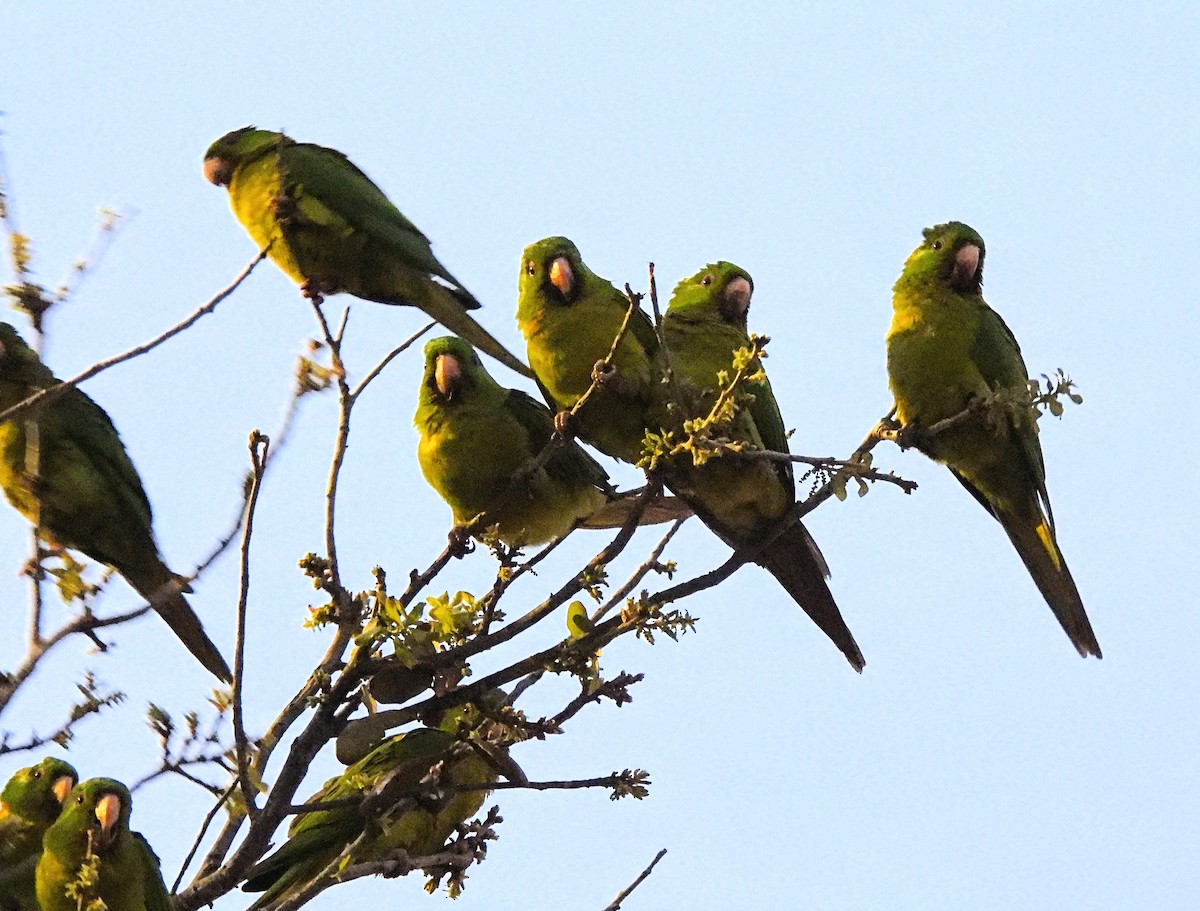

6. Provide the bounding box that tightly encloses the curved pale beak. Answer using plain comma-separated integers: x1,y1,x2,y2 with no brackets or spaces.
52,775,75,804
549,257,574,297
435,353,462,399
203,156,232,187
951,243,981,287
94,792,122,847
725,276,752,317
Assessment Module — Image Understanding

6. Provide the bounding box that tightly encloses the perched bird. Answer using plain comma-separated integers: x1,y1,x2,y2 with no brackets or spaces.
656,263,865,671
886,222,1101,657
203,127,530,378
0,757,78,911
0,323,231,681
241,727,501,909
415,336,686,547
36,778,171,911
516,237,660,464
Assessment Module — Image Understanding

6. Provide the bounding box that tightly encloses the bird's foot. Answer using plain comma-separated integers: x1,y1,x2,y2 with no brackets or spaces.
554,409,575,438
893,421,926,450
270,192,300,224
592,360,618,385
871,415,902,442
591,360,632,396
300,278,336,304
447,525,476,559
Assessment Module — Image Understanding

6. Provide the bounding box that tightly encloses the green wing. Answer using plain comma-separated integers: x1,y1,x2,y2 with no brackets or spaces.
744,368,795,500
243,729,455,902
133,834,172,911
279,144,465,289
503,389,612,494
968,302,1052,520
53,389,155,553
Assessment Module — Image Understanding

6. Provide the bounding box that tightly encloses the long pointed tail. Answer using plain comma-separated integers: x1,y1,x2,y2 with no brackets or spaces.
581,492,693,528
130,563,233,681
756,522,866,672
998,512,1102,658
156,591,233,682
414,287,534,379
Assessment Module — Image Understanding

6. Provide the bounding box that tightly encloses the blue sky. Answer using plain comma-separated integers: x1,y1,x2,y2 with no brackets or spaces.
2,4,1197,909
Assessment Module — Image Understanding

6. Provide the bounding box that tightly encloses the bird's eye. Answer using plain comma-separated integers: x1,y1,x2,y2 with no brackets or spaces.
526,262,536,276
701,274,714,286
32,770,42,779
931,240,943,251
75,794,85,804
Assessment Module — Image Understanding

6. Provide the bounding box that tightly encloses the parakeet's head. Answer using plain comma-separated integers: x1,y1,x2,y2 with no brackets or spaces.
0,322,43,378
203,126,290,187
0,756,78,823
899,221,986,295
519,236,592,307
419,336,498,407
55,778,132,853
667,262,754,328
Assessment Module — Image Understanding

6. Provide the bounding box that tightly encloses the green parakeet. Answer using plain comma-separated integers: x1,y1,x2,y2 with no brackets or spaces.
0,757,78,911
516,237,660,464
416,334,609,546
657,263,865,671
203,127,531,378
0,323,232,682
241,727,501,909
36,778,171,911
415,336,685,547
886,222,1101,657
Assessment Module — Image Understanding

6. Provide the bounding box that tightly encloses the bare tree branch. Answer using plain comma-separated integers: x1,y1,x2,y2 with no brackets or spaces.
232,431,270,819
0,249,270,427
603,849,668,911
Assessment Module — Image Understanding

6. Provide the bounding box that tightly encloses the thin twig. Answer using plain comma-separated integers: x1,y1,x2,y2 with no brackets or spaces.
594,520,683,623
475,527,575,623
232,431,270,819
0,249,269,427
566,292,641,422
506,671,544,705
603,849,668,911
308,299,350,595
350,321,436,400
428,483,661,673
190,356,313,582
741,448,917,493
459,774,642,794
643,262,681,412
51,207,131,306
0,676,123,755
548,672,644,729
134,762,223,797
171,780,239,894
0,605,150,714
